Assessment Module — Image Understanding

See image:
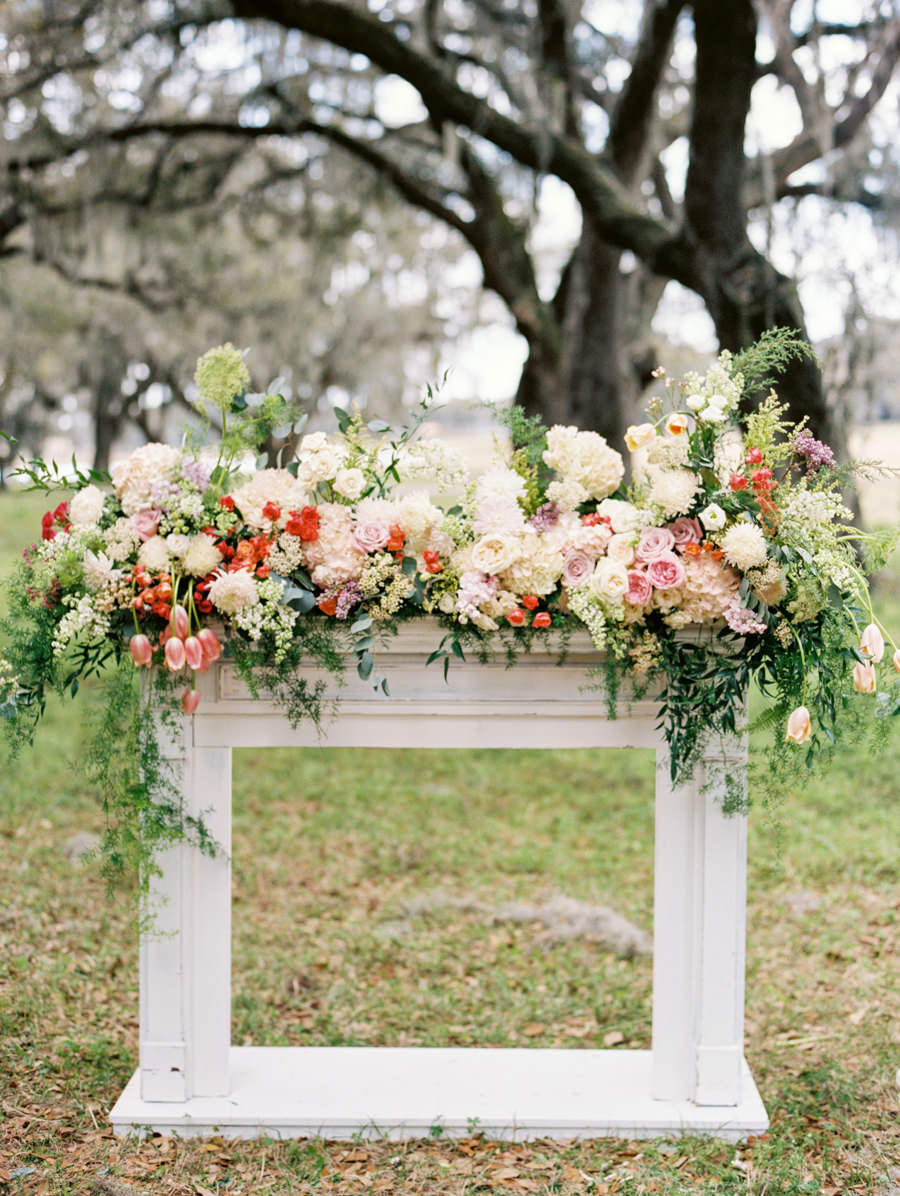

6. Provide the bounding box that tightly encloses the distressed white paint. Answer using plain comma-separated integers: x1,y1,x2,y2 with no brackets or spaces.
115,620,765,1139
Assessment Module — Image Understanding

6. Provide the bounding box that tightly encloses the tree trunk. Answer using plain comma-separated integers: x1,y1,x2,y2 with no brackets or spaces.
515,223,635,449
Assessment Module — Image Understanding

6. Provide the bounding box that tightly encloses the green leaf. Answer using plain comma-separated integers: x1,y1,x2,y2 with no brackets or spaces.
353,635,376,652
244,392,267,408
450,639,465,662
357,650,374,680
272,424,293,440
350,615,373,633
333,406,352,433
400,555,418,576
293,414,309,435
367,417,391,433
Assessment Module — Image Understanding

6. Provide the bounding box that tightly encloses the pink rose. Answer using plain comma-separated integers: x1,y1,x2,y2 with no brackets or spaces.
667,517,702,548
635,526,675,563
352,520,390,554
128,508,162,541
625,570,653,605
647,551,686,589
562,549,594,588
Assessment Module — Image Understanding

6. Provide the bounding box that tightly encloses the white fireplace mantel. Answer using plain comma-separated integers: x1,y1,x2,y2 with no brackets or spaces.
110,622,768,1141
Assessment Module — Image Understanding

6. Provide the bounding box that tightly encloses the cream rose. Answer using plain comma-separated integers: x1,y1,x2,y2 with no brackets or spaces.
471,534,520,575
590,559,629,601
334,467,366,501
607,533,636,567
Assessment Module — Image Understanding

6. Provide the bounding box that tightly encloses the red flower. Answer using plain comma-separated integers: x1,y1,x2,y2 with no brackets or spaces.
317,595,338,616
506,608,526,626
218,542,235,560
751,467,776,496
581,512,611,527
262,501,281,522
729,473,748,491
745,448,764,466
220,496,235,511
41,511,56,541
387,524,405,554
286,506,320,542
256,564,270,579
423,550,442,574
532,612,552,629
53,501,69,523
521,595,539,611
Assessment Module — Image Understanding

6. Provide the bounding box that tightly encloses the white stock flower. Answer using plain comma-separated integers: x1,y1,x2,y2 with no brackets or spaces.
69,485,106,527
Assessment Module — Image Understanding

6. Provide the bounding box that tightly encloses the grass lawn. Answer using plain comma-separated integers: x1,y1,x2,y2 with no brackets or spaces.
1,490,899,1195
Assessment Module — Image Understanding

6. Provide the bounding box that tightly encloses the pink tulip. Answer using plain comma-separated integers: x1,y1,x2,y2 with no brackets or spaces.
164,636,186,671
173,605,190,639
181,688,201,715
859,623,884,663
853,660,877,694
184,636,204,670
197,627,222,662
785,706,811,745
129,634,153,668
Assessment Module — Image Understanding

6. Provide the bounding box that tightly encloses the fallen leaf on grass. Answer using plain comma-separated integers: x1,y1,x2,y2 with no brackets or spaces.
521,1022,546,1037
603,1030,625,1047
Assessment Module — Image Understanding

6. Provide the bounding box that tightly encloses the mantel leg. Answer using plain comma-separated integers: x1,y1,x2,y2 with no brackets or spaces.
139,717,232,1101
651,734,749,1107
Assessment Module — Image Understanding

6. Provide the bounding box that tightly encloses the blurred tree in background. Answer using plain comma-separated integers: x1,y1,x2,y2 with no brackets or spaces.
1,0,898,469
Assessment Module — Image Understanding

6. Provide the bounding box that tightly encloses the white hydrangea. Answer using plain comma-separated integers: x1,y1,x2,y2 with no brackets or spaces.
103,518,141,563
69,485,106,527
207,567,260,615
720,522,768,571
398,438,470,490
543,425,625,501
595,499,647,534
500,528,564,596
647,467,701,519
472,466,527,535
395,491,446,556
295,432,347,489
645,436,690,470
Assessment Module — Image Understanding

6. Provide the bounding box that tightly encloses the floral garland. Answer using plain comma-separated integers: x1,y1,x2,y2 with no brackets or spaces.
2,331,898,886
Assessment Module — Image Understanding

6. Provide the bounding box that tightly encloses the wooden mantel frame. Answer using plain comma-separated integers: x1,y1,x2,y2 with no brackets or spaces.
111,623,768,1141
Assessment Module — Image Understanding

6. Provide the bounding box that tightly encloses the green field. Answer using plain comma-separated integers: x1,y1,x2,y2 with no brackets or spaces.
1,491,899,1194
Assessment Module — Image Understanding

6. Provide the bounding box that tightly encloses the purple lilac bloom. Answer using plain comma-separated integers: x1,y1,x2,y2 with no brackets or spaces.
529,501,560,532
792,430,835,474
335,582,363,620
183,458,211,492
150,479,179,509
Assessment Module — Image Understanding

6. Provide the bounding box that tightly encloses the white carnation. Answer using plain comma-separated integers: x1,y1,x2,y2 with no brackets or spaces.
647,467,700,519
137,535,170,574
82,549,119,591
69,485,106,527
720,522,768,571
183,534,223,578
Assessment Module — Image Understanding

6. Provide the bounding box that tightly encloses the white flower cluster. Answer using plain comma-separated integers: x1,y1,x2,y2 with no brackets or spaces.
543,426,625,509
682,354,742,425
52,594,112,657
230,469,307,530
398,438,470,491
231,578,297,659
296,432,347,490
111,443,183,515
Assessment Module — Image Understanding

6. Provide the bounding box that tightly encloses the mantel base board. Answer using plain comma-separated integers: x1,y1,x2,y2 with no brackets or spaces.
111,1046,768,1142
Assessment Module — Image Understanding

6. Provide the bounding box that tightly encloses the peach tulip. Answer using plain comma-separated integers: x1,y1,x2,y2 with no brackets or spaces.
665,413,690,436
173,605,190,639
785,706,811,745
129,634,153,668
894,648,900,673
197,627,222,662
183,636,204,671
853,660,877,694
164,636,186,672
859,623,884,663
624,422,656,451
181,688,201,715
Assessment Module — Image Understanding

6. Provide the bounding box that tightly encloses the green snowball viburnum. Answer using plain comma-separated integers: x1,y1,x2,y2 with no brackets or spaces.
193,343,250,414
